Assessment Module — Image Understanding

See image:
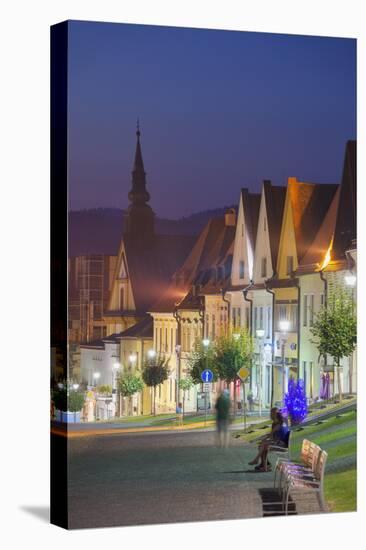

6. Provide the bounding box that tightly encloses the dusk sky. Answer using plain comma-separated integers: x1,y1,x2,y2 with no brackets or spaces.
68,21,356,219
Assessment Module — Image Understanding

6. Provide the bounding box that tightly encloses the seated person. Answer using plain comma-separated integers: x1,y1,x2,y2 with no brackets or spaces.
249,409,289,472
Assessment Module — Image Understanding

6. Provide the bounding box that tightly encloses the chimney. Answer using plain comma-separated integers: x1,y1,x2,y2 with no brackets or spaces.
225,208,236,227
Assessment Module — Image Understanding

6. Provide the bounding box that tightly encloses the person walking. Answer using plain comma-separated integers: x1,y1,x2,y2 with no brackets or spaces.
215,389,231,448
176,402,183,427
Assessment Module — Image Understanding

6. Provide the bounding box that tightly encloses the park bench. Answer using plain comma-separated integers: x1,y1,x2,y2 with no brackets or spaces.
282,447,328,514
274,439,321,490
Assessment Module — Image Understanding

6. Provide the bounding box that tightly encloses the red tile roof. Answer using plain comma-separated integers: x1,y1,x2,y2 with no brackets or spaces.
332,140,356,260
150,215,235,313
288,179,338,262
263,181,286,269
120,233,195,314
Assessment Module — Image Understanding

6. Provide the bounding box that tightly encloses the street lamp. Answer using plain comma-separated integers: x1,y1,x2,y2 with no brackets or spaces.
345,273,356,287
112,362,121,411
279,320,290,400
147,349,156,359
93,372,100,386
256,329,265,417
129,353,137,365
72,383,79,390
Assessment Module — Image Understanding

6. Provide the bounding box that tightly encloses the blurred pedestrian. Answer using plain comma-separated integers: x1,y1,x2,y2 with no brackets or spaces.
176,402,183,427
215,389,231,448
247,390,254,412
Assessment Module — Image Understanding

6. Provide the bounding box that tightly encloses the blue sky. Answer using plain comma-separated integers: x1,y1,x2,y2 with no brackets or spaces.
67,21,356,218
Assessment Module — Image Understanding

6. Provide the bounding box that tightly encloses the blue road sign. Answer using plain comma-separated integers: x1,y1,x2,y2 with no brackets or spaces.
201,369,213,383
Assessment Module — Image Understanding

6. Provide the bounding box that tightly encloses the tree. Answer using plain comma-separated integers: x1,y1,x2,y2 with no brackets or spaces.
214,328,253,415
284,378,307,425
178,377,194,416
310,287,356,403
142,355,169,415
187,340,217,384
117,373,144,416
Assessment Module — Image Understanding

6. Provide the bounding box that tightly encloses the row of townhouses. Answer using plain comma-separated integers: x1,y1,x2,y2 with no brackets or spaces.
78,129,356,418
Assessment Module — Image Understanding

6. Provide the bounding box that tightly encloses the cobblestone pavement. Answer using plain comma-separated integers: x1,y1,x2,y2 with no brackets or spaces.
68,430,277,529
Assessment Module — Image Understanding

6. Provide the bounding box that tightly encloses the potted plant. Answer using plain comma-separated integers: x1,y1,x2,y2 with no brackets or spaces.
52,387,67,422
66,391,85,423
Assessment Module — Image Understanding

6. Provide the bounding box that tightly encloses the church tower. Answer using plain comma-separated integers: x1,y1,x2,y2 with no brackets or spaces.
124,123,155,241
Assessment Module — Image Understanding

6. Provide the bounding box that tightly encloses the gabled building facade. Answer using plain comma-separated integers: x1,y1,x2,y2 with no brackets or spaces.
268,177,338,404
250,181,286,407
297,140,357,400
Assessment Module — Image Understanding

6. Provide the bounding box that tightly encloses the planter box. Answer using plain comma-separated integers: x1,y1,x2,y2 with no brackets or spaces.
61,411,81,423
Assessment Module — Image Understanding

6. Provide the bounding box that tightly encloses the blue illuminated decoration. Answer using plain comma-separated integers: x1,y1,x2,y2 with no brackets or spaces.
284,378,308,425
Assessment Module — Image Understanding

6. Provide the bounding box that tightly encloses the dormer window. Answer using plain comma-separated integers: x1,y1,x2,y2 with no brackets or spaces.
239,260,245,279
261,257,267,278
120,287,124,310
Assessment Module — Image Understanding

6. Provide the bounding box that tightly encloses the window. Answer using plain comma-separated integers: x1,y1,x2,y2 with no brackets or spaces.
119,287,124,309
171,328,174,351
159,327,162,351
259,307,264,329
165,327,168,351
320,294,325,307
205,314,209,338
261,257,267,278
239,260,245,279
254,307,258,330
286,256,294,275
237,307,241,327
266,306,271,338
309,294,314,326
245,307,250,330
212,315,216,340
241,224,244,237
264,217,267,231
279,305,287,322
303,294,314,327
303,295,308,326
232,308,237,328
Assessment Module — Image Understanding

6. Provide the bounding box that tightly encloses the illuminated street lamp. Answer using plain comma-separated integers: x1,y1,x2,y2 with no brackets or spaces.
129,353,137,364
93,372,100,385
256,329,265,417
345,274,356,287
72,383,79,390
202,338,210,348
147,349,156,359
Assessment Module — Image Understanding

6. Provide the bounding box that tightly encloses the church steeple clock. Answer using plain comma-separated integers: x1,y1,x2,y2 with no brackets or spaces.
124,122,155,241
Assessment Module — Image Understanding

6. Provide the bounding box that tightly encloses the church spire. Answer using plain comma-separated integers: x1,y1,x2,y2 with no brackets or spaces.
128,120,150,204
125,122,155,240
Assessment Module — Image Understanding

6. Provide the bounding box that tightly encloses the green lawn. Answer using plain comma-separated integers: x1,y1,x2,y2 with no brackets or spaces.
325,469,357,512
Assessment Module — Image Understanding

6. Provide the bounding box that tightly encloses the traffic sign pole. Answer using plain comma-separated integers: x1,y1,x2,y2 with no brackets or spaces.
242,381,246,431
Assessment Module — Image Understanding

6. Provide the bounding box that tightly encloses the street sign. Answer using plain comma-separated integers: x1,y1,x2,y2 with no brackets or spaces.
203,383,211,392
237,366,250,382
201,369,213,383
